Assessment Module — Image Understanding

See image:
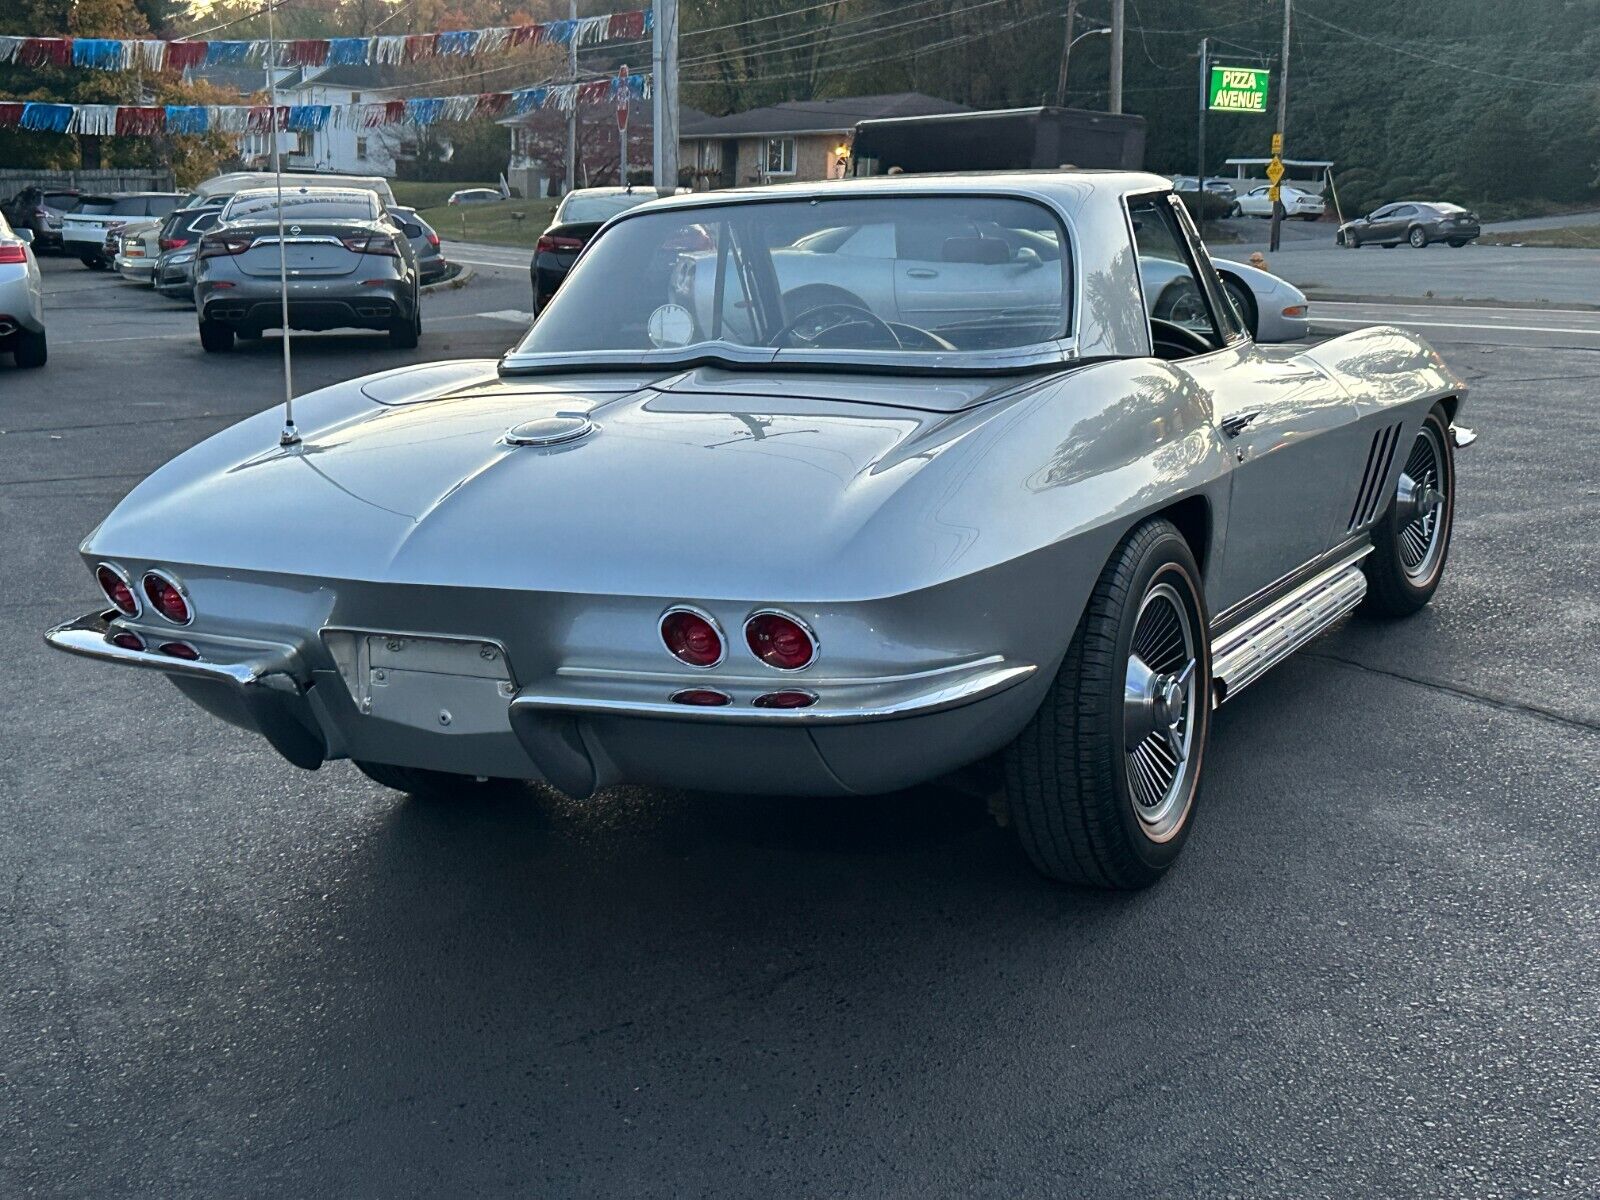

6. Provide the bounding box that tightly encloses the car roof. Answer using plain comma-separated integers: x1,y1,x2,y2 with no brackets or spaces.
227,187,375,202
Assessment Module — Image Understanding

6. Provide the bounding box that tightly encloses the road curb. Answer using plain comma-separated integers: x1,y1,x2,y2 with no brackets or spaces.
422,263,474,294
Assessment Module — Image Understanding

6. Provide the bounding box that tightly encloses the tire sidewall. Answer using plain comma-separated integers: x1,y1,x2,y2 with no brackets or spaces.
1105,533,1212,870
1384,406,1455,601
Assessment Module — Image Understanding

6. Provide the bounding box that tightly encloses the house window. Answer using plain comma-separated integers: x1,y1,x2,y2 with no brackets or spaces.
350,91,361,103
696,141,721,172
356,136,368,160
764,137,796,176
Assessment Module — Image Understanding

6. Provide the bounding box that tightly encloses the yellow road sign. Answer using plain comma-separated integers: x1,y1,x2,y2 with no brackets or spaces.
1265,158,1285,184
1270,132,1283,155
1268,183,1281,203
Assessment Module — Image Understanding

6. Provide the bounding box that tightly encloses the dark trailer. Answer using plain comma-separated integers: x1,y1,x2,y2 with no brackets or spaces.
850,106,1146,175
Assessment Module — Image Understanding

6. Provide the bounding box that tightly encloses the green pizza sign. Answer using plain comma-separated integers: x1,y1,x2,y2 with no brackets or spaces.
1208,65,1269,114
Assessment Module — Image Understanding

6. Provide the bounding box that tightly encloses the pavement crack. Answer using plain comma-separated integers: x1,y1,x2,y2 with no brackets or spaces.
1301,650,1599,734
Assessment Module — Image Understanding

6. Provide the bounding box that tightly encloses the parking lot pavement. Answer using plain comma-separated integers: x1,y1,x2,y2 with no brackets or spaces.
2,266,1598,1196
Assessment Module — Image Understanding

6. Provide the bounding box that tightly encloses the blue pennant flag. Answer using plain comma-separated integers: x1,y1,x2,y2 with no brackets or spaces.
21,103,73,133
73,39,124,70
165,105,210,134
286,105,331,131
405,98,446,126
327,38,369,65
205,41,253,65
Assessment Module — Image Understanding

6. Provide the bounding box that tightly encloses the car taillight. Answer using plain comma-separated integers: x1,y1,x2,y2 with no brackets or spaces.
671,688,731,707
661,607,724,668
343,233,399,257
197,234,254,258
109,630,146,652
158,236,189,251
96,563,139,616
753,690,818,709
141,571,191,625
426,232,440,248
745,612,816,671
0,244,26,264
536,234,584,255
158,641,200,660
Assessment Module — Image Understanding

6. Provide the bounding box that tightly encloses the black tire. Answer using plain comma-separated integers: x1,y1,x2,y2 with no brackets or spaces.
1362,404,1456,618
1448,239,1468,248
1220,274,1258,337
388,298,420,349
80,254,106,270
1408,226,1428,249
354,760,524,802
198,319,233,353
12,327,47,368
1228,202,1241,219
1004,519,1212,890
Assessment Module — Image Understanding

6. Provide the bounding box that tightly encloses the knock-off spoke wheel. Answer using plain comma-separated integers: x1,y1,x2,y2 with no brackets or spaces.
1360,402,1456,618
1395,423,1446,580
1122,582,1199,841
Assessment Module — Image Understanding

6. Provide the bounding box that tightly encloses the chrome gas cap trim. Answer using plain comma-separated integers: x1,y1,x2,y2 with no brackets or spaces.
502,413,595,447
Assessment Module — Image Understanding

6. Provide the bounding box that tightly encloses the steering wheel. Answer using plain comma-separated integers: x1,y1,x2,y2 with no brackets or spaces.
772,301,903,350
1149,317,1216,361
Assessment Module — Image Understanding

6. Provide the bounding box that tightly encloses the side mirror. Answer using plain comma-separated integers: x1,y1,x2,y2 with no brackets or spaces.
15,227,33,244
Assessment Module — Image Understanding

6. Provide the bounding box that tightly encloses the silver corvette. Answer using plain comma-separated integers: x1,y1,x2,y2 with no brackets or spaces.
47,173,1473,889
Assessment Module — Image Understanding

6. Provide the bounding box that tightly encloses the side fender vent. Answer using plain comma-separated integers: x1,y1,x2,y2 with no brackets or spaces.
1348,422,1402,531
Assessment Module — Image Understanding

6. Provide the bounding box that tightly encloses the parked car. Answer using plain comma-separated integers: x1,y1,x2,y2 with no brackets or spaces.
1170,176,1239,211
194,186,420,352
47,173,1474,892
152,204,225,301
187,171,396,207
1,186,81,251
113,221,164,283
1143,254,1310,342
388,205,448,283
0,213,47,367
1237,184,1325,220
62,192,184,268
447,188,503,206
1338,201,1481,249
531,186,661,311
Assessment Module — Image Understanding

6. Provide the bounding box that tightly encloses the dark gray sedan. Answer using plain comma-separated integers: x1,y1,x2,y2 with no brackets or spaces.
194,187,420,352
1338,201,1480,249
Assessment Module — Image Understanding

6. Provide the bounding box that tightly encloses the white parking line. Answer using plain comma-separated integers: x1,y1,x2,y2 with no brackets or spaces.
474,309,534,324
1313,316,1600,336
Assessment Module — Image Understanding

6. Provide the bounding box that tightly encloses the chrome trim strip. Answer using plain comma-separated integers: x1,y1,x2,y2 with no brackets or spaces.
1450,424,1477,449
1211,534,1370,634
1210,548,1371,703
513,660,1037,725
44,609,296,689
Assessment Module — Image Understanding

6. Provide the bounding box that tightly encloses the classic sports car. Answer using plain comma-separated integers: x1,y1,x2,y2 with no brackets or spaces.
47,173,1473,890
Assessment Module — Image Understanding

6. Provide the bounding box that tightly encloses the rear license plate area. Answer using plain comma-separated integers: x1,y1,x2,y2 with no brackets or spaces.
323,630,516,736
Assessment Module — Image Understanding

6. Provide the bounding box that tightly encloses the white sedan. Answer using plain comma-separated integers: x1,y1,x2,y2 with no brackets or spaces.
0,211,47,368
1237,184,1325,220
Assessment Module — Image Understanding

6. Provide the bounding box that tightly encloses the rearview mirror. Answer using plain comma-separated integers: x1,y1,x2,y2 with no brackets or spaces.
1016,245,1042,269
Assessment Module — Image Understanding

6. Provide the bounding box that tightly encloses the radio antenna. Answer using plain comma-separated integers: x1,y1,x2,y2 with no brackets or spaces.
265,1,299,446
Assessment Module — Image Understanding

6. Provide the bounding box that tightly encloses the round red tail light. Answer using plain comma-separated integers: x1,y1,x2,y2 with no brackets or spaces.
109,630,146,652
660,607,724,668
670,688,731,707
752,689,817,709
158,641,200,660
142,571,191,625
745,612,816,671
96,563,138,616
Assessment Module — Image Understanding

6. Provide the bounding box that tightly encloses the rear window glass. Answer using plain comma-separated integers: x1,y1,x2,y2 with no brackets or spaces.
224,191,376,221
111,197,151,215
43,192,78,207
558,193,653,224
75,198,116,214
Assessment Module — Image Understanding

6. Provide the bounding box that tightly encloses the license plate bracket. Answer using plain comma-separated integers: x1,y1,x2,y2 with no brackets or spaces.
323,629,517,735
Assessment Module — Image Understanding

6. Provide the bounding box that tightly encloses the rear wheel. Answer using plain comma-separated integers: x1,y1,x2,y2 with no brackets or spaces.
80,254,106,270
388,297,420,349
354,760,524,802
1220,275,1258,337
1448,239,1468,248
198,319,233,353
1004,519,1211,890
12,327,46,368
1362,404,1455,617
1408,226,1429,248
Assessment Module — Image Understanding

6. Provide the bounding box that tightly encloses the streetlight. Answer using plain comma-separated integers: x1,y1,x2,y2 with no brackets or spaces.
1055,25,1111,107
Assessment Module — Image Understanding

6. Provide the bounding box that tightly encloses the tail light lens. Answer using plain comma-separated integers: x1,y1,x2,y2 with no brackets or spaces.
744,612,816,671
536,234,584,255
0,244,28,264
110,630,146,651
158,641,200,661
1281,304,1307,318
343,233,399,257
660,607,724,668
141,571,191,625
197,233,254,259
96,563,139,616
158,236,189,251
671,688,731,707
753,690,817,709
426,232,440,248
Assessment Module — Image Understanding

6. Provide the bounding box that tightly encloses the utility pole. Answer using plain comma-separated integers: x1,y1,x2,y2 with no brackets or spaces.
1108,0,1124,113
1268,0,1291,252
1196,36,1208,240
564,0,577,195
1054,0,1078,108
651,0,679,196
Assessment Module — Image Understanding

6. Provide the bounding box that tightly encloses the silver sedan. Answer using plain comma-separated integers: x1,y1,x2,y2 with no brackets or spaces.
0,212,46,368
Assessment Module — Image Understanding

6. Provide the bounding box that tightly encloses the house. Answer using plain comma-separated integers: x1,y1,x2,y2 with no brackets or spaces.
678,93,969,188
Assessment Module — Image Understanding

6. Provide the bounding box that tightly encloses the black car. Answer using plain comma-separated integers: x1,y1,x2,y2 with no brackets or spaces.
1,186,81,251
530,187,659,312
1338,201,1481,249
153,204,225,300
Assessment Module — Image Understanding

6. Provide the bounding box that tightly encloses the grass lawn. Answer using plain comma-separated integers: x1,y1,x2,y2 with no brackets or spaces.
389,181,557,248
1479,226,1600,249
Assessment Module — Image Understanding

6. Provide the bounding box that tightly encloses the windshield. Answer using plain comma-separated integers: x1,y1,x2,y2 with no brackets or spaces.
558,192,652,225
223,191,376,222
74,198,116,214
517,195,1070,362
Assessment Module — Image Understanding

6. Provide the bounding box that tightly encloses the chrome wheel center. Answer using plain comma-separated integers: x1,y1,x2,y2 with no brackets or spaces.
1122,581,1200,842
1395,425,1448,580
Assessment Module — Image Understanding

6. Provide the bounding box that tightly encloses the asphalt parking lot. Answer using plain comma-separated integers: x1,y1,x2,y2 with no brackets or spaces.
3,252,1598,1196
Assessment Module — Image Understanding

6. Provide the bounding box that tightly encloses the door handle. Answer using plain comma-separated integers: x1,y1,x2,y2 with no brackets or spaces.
905,268,938,279
1220,411,1261,438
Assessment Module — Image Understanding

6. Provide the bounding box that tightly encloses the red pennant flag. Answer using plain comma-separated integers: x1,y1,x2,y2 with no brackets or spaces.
20,38,73,68
115,106,167,136
0,103,24,129
384,99,407,124
608,11,645,40
403,34,438,62
165,41,209,71
475,92,511,118
509,24,538,47
282,39,330,66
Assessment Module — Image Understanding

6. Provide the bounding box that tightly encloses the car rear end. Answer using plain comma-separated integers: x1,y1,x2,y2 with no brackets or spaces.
1288,189,1326,219
1432,204,1480,245
24,190,79,249
390,206,447,283
0,214,47,367
531,190,657,311
114,221,162,282
195,190,417,345
154,206,222,298
62,195,120,265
